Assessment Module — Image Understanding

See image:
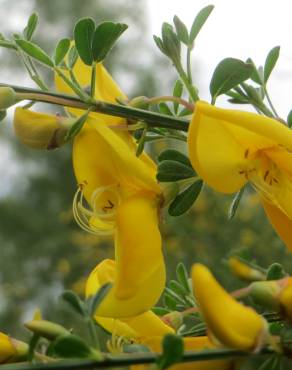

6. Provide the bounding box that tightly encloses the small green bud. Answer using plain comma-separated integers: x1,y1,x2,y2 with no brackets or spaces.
128,96,150,109
0,87,16,110
163,311,183,331
24,319,70,340
250,281,281,310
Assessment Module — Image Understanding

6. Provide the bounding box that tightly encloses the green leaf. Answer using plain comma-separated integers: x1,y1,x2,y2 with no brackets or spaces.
169,280,188,296
50,335,93,359
189,5,214,43
65,111,90,142
157,160,195,182
54,38,70,66
173,15,189,45
15,39,54,67
74,18,95,66
264,46,280,83
176,262,191,293
61,290,86,316
152,307,171,316
210,58,253,101
258,356,282,370
246,58,263,85
173,79,184,114
158,149,192,168
163,294,177,310
169,180,203,216
87,282,112,316
157,334,184,370
266,263,286,280
68,46,78,69
159,102,173,116
228,187,245,220
161,23,181,67
287,109,292,128
23,13,38,40
92,22,128,63
153,35,166,55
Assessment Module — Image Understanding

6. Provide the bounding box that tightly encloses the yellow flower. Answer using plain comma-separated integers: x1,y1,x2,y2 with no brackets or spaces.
87,260,233,370
278,277,292,320
14,56,165,318
60,59,164,318
0,332,27,363
86,259,169,328
192,263,266,351
188,101,292,249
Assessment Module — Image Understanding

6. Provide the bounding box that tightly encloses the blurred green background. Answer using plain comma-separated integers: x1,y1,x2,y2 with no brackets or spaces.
0,1,292,368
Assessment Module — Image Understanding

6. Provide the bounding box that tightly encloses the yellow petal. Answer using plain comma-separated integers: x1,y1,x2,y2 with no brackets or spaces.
96,196,164,317
55,57,125,125
73,117,160,204
0,333,16,363
192,264,265,351
195,102,292,151
261,198,292,250
188,101,248,193
86,259,171,337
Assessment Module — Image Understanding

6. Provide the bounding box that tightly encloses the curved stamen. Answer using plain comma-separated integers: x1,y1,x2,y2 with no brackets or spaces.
73,184,121,236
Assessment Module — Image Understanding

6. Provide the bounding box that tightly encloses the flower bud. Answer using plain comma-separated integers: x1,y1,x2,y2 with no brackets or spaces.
24,319,70,340
128,96,150,109
0,87,16,110
192,263,267,351
162,311,183,331
250,281,282,311
14,108,73,150
228,256,266,281
0,332,28,363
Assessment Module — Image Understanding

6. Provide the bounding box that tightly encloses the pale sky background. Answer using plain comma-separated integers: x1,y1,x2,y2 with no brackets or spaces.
1,0,292,195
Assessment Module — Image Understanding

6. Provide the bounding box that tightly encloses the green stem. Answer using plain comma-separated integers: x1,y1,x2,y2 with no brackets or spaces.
2,83,189,132
88,319,100,350
147,96,194,111
0,348,273,370
186,47,192,84
176,64,199,102
263,85,280,120
90,62,96,98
